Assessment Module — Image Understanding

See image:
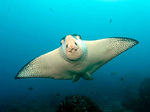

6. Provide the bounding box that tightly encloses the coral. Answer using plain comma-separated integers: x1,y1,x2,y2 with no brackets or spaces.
56,95,102,112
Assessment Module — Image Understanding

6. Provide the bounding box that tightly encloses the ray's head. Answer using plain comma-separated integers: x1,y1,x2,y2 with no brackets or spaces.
60,34,86,61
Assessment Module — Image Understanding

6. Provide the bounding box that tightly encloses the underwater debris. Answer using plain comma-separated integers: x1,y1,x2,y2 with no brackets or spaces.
56,95,102,112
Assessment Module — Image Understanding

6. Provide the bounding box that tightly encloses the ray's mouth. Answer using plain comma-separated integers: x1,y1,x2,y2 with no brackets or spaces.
68,48,79,53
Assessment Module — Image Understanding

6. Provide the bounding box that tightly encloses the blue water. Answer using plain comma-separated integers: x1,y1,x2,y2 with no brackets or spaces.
0,0,150,111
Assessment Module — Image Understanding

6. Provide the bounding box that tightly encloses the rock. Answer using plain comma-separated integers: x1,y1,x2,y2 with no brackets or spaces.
56,95,102,112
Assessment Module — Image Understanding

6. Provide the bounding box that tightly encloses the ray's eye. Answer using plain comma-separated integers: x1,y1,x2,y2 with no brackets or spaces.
66,44,68,48
74,42,77,46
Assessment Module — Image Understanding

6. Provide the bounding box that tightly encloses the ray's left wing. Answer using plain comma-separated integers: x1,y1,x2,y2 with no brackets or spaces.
15,48,73,79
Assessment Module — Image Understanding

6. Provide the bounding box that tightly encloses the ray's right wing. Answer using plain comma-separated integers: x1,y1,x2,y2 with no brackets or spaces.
84,37,138,73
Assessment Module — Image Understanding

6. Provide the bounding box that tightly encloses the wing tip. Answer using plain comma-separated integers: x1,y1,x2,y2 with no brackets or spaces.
126,37,139,45
15,74,35,79
15,76,21,79
15,73,23,79
109,37,139,45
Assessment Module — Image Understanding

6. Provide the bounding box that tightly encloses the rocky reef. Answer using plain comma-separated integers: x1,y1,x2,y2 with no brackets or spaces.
56,95,102,112
139,78,150,111
122,78,150,112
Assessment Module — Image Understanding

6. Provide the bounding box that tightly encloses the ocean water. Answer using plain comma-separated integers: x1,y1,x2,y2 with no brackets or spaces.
0,0,150,112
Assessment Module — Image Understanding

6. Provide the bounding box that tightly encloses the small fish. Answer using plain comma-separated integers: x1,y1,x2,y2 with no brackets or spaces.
49,8,53,13
121,77,124,81
110,19,112,23
7,7,11,10
56,92,60,96
111,72,117,76
32,99,37,103
28,87,33,90
91,91,95,94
